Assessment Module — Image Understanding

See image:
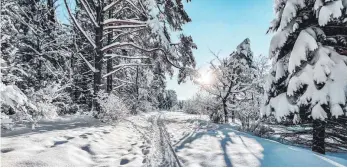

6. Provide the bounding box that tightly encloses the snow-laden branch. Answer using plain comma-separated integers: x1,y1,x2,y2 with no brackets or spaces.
103,63,153,78
101,42,157,52
124,0,146,16
113,77,135,84
104,54,150,60
103,19,146,25
78,53,99,73
103,0,121,12
111,28,146,42
79,0,99,27
102,42,182,69
103,24,147,30
64,0,96,49
113,83,126,89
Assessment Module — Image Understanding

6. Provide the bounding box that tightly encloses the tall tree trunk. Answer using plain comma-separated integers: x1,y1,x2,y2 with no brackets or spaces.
312,119,326,154
106,1,112,93
223,101,228,123
93,5,104,116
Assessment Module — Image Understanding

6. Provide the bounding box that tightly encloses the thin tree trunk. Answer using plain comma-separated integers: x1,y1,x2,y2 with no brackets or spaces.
132,66,140,115
223,101,228,123
312,119,326,154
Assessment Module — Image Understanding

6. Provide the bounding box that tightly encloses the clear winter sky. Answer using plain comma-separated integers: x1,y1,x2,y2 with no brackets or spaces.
56,0,274,100
166,0,274,100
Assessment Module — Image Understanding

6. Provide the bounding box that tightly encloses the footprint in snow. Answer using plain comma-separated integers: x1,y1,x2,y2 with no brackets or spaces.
1,148,14,153
81,144,95,155
64,136,74,140
120,158,130,165
142,148,150,155
51,140,68,147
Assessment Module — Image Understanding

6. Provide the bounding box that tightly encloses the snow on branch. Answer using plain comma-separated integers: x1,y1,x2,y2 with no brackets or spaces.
103,0,121,12
124,0,146,16
79,0,99,27
78,53,99,73
103,19,146,25
64,0,96,49
104,54,150,60
103,24,147,30
103,63,152,78
101,42,159,52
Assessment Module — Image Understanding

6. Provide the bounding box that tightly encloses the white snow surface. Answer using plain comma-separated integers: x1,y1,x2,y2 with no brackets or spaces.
163,112,347,167
1,113,156,167
2,112,347,167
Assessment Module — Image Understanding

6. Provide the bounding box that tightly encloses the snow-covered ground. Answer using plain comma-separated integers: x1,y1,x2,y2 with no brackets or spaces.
163,112,347,167
1,113,157,167
1,111,347,167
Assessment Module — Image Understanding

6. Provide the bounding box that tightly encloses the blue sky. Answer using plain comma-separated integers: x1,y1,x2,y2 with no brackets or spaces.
56,0,274,100
167,0,274,100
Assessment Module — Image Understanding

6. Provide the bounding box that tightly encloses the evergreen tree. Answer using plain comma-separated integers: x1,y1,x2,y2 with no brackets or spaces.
264,0,347,154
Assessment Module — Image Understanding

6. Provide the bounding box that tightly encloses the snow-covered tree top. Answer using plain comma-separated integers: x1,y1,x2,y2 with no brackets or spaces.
229,38,254,67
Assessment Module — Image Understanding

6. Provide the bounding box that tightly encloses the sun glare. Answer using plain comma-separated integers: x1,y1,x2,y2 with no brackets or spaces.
197,70,214,85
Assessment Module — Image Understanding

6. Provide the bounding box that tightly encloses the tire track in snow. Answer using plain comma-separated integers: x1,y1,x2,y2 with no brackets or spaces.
157,113,182,167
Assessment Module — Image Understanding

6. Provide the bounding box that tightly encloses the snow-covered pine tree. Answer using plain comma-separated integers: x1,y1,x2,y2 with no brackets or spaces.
264,0,347,154
203,38,254,123
65,0,197,115
1,0,75,123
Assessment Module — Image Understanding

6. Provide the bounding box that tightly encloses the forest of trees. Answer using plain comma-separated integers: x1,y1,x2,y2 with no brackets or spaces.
1,0,189,122
1,0,347,157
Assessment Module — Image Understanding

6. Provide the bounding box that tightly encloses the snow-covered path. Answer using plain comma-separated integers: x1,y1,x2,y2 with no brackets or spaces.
1,112,347,167
163,112,347,167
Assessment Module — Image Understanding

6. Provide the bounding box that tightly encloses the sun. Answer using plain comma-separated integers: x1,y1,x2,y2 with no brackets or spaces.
197,69,214,85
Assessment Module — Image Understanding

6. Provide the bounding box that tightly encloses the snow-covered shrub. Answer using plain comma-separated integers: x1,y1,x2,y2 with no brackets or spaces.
252,123,275,136
97,91,130,122
0,81,37,123
1,113,14,130
183,94,214,115
27,83,70,119
209,108,224,124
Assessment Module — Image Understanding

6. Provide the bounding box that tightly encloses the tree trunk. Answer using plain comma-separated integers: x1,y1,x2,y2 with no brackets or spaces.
231,94,236,122
223,101,228,123
106,1,112,93
231,110,235,123
133,66,139,115
93,5,104,116
312,119,326,154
